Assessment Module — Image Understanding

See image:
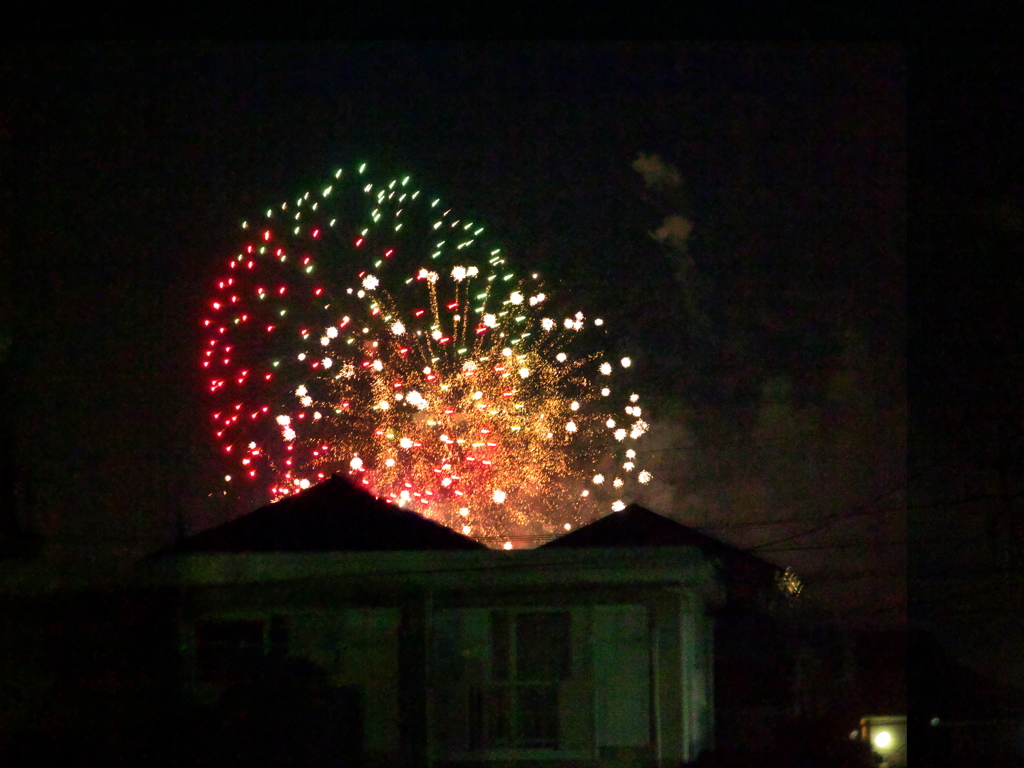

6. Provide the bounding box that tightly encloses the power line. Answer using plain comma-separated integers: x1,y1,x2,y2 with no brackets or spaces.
746,445,969,553
760,540,907,553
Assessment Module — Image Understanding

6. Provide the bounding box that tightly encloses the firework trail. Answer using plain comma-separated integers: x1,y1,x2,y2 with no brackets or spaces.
202,165,651,544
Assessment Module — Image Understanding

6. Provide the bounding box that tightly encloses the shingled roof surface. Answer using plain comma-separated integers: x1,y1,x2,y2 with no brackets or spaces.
171,474,487,553
540,503,781,586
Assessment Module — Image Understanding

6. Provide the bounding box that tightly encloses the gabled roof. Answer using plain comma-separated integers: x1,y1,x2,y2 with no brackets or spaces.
540,503,782,598
170,474,487,553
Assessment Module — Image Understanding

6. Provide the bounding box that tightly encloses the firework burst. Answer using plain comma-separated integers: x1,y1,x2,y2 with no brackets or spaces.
202,165,652,544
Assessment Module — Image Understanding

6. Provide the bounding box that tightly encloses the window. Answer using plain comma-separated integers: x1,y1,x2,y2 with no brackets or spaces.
195,615,289,684
471,610,570,750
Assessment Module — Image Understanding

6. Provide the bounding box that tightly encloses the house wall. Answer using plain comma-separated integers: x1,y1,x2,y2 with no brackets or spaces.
594,604,649,750
428,590,714,767
291,607,400,755
429,605,596,760
679,592,714,760
172,551,721,768
180,585,403,765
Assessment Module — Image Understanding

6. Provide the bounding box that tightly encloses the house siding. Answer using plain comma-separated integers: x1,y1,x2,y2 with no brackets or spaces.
427,596,713,767
594,604,650,749
169,548,722,767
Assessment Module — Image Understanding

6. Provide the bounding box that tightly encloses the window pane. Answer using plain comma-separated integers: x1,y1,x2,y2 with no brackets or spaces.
517,685,559,748
491,611,511,681
516,612,571,681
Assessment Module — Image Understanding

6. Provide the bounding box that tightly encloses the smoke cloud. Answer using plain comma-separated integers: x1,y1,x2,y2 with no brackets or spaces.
632,153,682,189
652,213,694,252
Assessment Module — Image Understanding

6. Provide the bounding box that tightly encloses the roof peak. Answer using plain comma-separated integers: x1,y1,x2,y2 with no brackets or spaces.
170,473,487,554
541,502,779,567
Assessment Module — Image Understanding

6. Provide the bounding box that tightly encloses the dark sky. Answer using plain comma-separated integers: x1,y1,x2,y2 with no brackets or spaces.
1,43,905,627
909,45,1024,689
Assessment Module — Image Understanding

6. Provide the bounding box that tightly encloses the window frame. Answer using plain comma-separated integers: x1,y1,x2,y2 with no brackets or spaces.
473,608,573,752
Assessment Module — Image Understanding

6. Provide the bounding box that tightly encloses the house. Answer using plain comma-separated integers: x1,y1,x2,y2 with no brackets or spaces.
539,503,798,761
156,473,791,767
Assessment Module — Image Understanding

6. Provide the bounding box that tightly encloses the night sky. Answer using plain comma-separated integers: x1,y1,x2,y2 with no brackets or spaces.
909,45,1024,693
2,44,905,627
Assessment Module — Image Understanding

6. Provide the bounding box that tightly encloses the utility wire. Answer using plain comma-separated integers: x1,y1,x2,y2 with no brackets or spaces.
746,445,970,553
761,540,907,553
